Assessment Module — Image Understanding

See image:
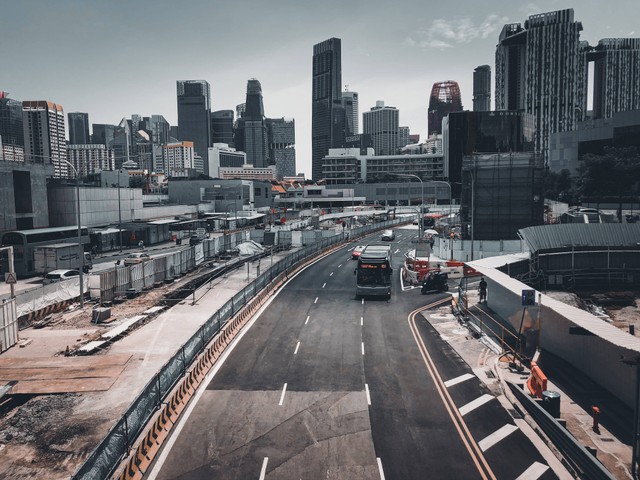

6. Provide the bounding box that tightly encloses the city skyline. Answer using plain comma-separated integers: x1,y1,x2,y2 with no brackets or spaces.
2,0,639,177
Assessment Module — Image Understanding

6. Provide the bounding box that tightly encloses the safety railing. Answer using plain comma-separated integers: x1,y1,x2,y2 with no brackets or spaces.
507,381,615,480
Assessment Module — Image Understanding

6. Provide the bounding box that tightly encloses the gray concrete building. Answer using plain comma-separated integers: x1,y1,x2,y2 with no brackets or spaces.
168,178,272,211
363,101,399,156
0,161,52,232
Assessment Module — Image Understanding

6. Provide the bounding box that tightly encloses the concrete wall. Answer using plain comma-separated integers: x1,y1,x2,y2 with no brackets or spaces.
0,162,52,232
473,263,640,409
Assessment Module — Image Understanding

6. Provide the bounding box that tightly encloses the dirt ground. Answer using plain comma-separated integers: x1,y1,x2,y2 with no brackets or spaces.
546,290,640,336
0,270,204,478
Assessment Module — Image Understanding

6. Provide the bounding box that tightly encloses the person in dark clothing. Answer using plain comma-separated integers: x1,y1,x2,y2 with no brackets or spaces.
479,276,487,303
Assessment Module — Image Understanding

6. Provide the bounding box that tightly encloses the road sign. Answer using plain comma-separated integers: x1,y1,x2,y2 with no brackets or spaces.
4,272,17,284
522,289,536,306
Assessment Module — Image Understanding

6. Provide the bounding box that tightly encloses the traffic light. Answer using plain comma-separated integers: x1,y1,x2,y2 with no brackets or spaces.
522,289,536,306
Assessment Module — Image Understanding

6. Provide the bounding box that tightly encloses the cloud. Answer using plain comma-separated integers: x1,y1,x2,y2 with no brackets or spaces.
404,14,509,50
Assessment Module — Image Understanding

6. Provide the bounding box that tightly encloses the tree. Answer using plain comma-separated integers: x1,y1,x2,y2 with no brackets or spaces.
577,147,640,199
542,168,575,203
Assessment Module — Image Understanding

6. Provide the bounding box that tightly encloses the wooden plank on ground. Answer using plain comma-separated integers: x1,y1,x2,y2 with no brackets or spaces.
0,354,132,369
11,376,118,394
0,364,127,381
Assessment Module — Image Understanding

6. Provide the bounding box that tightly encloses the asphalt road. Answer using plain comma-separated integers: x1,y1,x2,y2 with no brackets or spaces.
150,227,557,480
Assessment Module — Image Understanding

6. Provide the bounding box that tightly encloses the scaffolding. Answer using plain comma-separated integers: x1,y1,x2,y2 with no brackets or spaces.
460,152,544,240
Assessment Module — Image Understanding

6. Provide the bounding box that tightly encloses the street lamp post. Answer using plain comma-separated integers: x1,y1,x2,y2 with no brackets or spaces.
392,173,424,240
60,159,84,308
117,169,123,252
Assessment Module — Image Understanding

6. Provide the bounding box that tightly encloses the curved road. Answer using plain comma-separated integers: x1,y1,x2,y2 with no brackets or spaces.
150,227,557,480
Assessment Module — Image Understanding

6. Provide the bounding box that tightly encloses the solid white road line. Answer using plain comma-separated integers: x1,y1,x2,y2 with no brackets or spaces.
322,282,326,288
305,315,310,325
377,457,386,480
259,457,268,480
361,342,365,355
365,383,371,405
278,383,287,406
458,394,494,416
294,341,300,355
444,373,475,388
478,424,518,452
314,297,318,303
515,462,549,480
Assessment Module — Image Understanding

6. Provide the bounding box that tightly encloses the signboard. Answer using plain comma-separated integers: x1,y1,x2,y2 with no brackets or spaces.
4,272,17,284
522,289,536,306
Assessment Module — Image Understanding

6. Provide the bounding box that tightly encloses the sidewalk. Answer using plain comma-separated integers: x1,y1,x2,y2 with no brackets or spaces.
425,291,633,479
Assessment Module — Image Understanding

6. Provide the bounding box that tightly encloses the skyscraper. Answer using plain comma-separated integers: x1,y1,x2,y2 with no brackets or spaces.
211,110,234,147
177,80,211,159
267,117,296,179
341,90,359,136
590,38,640,119
312,37,343,181
428,81,462,136
0,91,24,147
92,124,116,147
495,9,586,159
473,65,491,111
237,79,269,168
68,112,90,145
22,100,67,177
363,101,399,156
146,115,170,146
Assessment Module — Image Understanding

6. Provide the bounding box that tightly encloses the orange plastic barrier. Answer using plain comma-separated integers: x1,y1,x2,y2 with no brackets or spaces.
526,361,547,399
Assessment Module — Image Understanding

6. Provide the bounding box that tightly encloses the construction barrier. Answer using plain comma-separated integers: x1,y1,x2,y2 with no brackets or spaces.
527,361,548,399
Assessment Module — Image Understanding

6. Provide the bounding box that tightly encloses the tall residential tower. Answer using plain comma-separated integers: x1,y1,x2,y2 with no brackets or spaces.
495,9,587,160
22,101,67,177
472,65,491,111
590,38,640,119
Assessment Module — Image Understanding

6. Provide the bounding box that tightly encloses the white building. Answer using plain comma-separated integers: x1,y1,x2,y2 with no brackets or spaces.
207,143,246,178
67,144,115,176
163,141,194,176
22,100,67,177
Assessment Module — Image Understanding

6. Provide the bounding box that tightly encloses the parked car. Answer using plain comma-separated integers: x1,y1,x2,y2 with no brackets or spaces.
124,252,150,266
381,230,395,241
43,269,80,284
352,245,366,259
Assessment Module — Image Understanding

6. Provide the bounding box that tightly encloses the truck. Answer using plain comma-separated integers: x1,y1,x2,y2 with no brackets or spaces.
33,243,93,274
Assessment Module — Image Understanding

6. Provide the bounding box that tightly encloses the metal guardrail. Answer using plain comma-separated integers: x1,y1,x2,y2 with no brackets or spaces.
72,218,404,480
507,381,616,480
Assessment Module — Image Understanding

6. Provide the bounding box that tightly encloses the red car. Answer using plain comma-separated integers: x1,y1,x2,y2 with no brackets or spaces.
352,245,365,259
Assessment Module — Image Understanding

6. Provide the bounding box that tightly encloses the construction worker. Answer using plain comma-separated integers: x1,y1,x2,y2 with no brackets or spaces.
479,276,487,303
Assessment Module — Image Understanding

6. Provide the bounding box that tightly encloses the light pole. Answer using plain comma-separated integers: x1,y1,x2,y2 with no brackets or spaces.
60,159,84,308
117,169,123,252
392,173,424,240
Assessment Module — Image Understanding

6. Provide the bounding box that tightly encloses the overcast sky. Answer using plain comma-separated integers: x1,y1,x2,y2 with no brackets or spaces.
2,0,639,177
